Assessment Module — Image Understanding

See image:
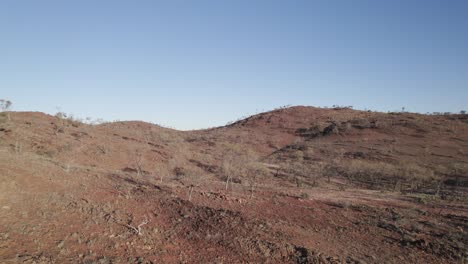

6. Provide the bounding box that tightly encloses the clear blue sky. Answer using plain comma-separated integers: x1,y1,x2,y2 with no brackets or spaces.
1,0,467,130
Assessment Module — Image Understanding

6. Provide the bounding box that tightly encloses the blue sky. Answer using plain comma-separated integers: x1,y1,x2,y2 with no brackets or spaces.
1,1,467,130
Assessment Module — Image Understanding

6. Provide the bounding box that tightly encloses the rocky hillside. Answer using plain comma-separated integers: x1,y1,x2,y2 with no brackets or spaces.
1,106,467,263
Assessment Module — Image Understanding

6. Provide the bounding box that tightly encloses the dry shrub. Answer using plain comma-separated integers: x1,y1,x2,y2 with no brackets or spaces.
288,149,304,161
333,159,439,191
436,163,468,177
283,162,324,187
221,146,269,191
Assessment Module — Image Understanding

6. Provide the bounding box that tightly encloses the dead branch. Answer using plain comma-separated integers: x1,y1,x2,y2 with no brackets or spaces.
125,217,150,236
97,145,107,154
188,185,194,201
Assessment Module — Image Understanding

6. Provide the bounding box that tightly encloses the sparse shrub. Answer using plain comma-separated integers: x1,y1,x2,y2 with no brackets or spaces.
289,150,304,161
0,99,12,121
222,154,247,190
329,201,350,209
38,149,56,158
329,159,439,194
332,105,353,110
413,194,439,204
283,162,323,188
55,111,67,120
54,112,69,135
0,99,12,111
220,145,259,191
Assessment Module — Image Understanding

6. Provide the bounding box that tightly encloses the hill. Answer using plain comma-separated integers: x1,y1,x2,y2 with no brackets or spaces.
0,106,467,263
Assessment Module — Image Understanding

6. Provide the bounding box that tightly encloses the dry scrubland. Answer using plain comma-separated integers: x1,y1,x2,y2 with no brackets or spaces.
0,106,467,263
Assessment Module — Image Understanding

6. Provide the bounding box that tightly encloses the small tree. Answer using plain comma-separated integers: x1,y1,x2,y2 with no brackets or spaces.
0,99,12,121
222,157,235,191
133,150,144,176
245,162,268,199
221,151,249,191
54,111,69,135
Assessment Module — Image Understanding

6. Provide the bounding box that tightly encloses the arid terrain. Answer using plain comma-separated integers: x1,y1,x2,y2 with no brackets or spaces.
0,106,467,263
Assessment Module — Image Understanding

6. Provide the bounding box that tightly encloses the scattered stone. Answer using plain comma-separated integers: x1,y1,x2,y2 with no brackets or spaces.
57,240,65,249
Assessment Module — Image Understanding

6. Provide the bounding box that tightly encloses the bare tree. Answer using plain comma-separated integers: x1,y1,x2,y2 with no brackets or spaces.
149,158,163,184
222,158,234,191
133,150,144,176
53,110,69,135
245,162,268,199
222,153,246,191
223,143,261,189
